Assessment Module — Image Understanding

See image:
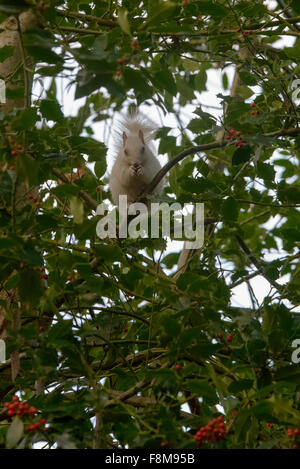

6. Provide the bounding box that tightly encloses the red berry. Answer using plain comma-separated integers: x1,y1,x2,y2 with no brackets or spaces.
251,110,256,115
9,166,15,170
175,364,181,371
248,30,253,34
293,444,299,449
218,332,223,339
114,70,121,77
180,0,188,5
67,275,72,281
41,418,47,425
229,128,235,134
250,102,256,107
294,429,300,435
17,144,23,150
160,441,167,447
8,409,14,416
117,57,128,66
242,32,247,37
123,328,128,333
12,396,19,403
11,150,18,156
237,28,241,33
130,40,140,50
235,131,241,136
29,406,37,414
256,111,260,115
227,334,233,343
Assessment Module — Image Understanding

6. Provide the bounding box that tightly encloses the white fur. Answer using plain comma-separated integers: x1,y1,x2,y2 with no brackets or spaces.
109,111,163,206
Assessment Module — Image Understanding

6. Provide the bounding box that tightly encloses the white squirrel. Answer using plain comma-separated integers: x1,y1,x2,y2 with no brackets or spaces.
109,111,163,206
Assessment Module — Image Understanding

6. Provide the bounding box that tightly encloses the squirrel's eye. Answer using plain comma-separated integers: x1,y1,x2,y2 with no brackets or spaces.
141,146,145,153
124,149,128,156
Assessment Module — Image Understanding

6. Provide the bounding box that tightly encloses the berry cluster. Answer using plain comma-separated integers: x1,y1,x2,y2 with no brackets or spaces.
237,28,254,37
195,416,227,446
218,332,233,343
27,193,41,209
5,396,37,417
250,102,260,116
225,129,246,147
131,40,141,50
40,266,48,280
287,428,300,449
4,396,48,433
117,57,129,66
10,140,23,157
288,428,300,438
26,418,48,433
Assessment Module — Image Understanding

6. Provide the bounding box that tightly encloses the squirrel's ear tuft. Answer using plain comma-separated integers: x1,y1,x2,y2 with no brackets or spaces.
122,131,127,146
139,129,145,144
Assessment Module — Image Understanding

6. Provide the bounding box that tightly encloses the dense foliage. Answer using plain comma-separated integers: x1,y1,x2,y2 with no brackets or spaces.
0,0,300,449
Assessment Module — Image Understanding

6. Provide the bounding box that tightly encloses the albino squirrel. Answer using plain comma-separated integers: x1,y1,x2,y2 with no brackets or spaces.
109,111,163,206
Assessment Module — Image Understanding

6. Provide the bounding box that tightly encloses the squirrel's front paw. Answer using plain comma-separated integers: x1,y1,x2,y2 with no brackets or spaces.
130,163,143,177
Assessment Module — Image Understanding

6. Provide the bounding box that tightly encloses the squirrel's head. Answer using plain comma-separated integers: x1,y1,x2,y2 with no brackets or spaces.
122,129,146,165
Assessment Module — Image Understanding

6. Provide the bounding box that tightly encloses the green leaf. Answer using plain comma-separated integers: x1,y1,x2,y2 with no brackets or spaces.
6,417,24,449
94,159,106,179
118,8,131,36
13,108,39,130
40,99,64,123
123,68,153,99
257,161,275,181
152,70,177,96
232,145,252,165
18,153,39,187
93,244,124,262
228,379,254,393
19,269,44,308
0,45,14,62
236,85,254,99
197,1,227,16
140,2,178,30
69,197,84,224
222,197,238,222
